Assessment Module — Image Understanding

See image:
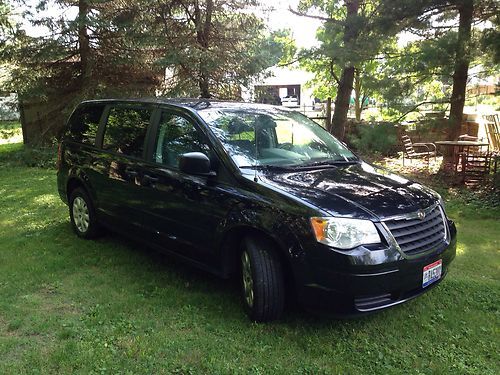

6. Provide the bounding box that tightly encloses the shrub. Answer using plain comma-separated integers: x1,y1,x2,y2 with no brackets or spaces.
346,121,399,157
493,171,500,191
0,142,57,169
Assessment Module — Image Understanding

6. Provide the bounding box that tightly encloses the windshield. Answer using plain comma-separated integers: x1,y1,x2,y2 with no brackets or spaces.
198,106,357,168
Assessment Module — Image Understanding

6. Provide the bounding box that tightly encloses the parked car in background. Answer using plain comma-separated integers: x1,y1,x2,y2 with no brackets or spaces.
57,99,456,322
280,95,299,107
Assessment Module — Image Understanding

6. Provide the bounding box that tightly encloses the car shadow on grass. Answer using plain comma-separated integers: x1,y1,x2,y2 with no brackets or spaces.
65,227,394,327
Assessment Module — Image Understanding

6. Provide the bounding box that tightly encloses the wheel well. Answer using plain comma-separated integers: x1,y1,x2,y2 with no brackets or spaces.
220,227,296,298
66,178,85,202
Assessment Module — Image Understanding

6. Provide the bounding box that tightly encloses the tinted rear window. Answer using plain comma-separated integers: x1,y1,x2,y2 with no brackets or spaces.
67,104,105,145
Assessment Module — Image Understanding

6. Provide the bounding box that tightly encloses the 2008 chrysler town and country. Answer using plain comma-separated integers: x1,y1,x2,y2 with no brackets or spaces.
57,99,456,322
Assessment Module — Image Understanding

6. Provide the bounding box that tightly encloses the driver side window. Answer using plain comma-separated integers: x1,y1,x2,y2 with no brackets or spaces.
153,112,209,168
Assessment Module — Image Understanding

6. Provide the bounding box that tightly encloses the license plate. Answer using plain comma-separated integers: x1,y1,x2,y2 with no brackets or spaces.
422,259,442,288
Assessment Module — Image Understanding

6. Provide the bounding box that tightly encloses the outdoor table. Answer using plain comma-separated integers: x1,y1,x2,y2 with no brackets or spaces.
435,140,489,175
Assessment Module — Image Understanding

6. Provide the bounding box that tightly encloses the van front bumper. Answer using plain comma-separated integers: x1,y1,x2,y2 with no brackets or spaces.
294,221,457,315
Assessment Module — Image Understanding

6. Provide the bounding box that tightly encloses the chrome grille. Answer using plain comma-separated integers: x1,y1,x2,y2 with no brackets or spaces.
384,205,446,256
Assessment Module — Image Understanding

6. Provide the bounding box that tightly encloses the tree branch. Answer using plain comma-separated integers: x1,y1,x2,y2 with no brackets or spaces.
288,7,345,25
329,60,340,85
395,100,450,123
361,93,369,111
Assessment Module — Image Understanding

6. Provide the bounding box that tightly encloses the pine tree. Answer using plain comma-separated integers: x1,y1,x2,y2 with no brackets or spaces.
296,0,403,139
1,0,287,142
148,0,286,98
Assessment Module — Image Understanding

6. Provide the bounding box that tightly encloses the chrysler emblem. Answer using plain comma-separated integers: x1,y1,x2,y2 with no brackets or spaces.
417,210,426,220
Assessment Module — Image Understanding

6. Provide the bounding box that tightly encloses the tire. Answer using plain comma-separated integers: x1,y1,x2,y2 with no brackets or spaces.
69,187,100,239
240,236,285,322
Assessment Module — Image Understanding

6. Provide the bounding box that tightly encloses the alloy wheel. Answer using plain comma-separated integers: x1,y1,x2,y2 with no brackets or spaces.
72,196,90,233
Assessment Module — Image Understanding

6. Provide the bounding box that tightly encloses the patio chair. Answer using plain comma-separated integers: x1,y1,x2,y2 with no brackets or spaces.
457,134,483,156
484,114,500,151
401,134,437,167
461,152,491,185
456,134,490,173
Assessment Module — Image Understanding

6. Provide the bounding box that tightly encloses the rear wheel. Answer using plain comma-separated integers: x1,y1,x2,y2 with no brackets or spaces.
240,236,285,322
69,188,100,239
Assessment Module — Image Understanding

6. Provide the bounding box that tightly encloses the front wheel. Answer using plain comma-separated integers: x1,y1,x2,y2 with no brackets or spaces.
241,236,285,322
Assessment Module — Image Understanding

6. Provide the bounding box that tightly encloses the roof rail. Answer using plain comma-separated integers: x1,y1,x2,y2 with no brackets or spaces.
191,100,211,109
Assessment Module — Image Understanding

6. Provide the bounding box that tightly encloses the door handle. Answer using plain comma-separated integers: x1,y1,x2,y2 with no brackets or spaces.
143,174,159,184
125,168,139,177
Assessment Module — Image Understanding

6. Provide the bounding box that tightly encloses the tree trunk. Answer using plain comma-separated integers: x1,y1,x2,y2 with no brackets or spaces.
332,67,355,138
354,68,362,121
448,0,473,140
330,0,359,140
325,97,332,130
18,101,28,144
78,0,91,81
196,0,213,98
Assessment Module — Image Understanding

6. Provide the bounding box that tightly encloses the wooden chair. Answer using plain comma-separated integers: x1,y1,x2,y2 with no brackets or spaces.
484,114,500,151
457,134,483,157
456,132,492,184
401,134,437,167
461,152,491,185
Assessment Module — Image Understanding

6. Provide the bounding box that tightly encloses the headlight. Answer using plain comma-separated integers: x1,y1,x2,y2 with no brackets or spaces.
310,217,381,250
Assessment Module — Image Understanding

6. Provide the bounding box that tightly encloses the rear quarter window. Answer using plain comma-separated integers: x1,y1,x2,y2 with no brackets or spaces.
67,104,105,145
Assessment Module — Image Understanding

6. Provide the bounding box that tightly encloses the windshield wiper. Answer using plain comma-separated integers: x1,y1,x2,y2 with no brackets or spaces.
239,164,295,171
239,159,359,172
297,159,359,168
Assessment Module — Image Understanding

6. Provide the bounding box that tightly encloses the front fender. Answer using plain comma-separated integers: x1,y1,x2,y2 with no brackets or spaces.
215,202,311,275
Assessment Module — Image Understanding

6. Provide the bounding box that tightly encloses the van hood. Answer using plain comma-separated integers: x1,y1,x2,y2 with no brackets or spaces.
256,162,438,221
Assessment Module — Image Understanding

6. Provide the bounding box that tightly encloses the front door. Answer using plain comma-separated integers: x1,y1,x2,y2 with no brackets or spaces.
139,110,232,265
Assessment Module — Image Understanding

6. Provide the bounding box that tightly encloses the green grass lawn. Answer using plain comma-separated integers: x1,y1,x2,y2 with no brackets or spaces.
0,143,499,374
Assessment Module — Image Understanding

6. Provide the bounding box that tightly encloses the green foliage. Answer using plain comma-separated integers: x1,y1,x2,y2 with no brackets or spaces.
298,0,498,123
298,1,403,100
2,1,288,114
0,140,57,168
152,0,287,98
479,13,500,68
493,172,500,191
2,0,161,99
1,0,288,143
372,33,457,113
447,182,500,211
346,122,399,156
267,29,297,67
0,1,14,44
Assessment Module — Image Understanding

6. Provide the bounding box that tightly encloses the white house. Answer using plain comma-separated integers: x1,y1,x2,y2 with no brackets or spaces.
242,66,318,111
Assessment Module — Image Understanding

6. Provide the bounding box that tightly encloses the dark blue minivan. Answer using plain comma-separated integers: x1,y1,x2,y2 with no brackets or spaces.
57,99,456,322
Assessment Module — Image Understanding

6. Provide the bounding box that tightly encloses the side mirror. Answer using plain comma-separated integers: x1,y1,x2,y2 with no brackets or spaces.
179,152,214,176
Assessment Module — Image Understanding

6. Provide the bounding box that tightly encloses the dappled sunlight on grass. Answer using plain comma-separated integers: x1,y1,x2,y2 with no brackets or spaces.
0,122,22,145
0,134,23,145
368,152,443,178
32,193,60,206
451,218,500,283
